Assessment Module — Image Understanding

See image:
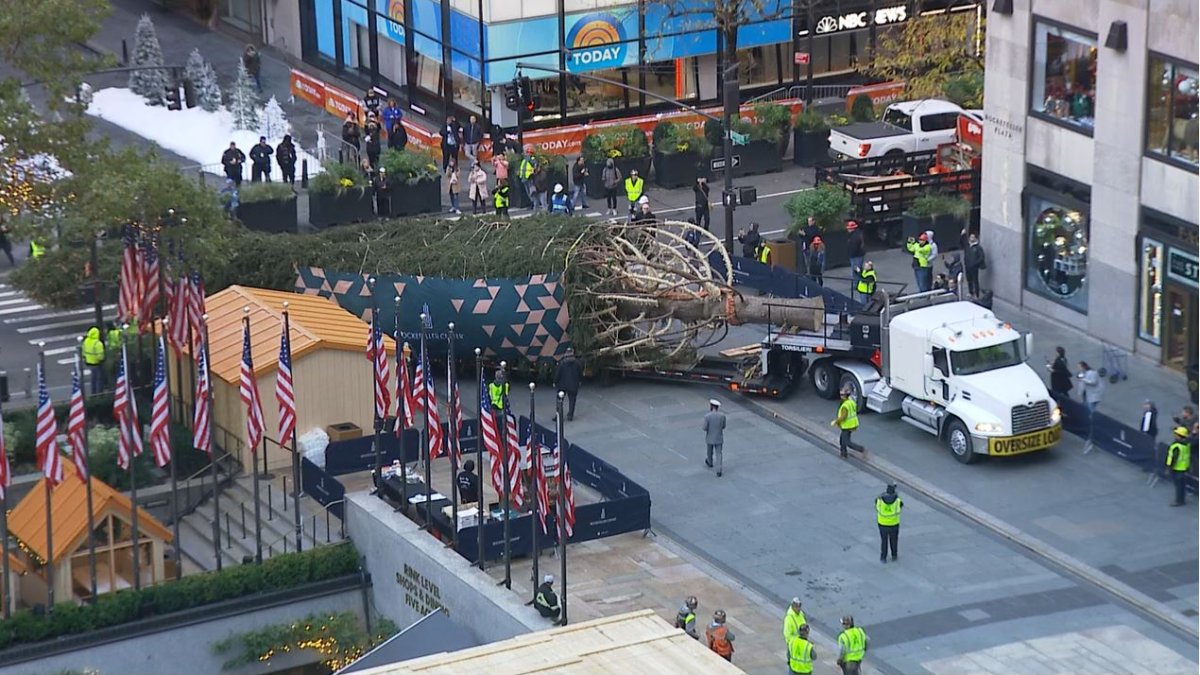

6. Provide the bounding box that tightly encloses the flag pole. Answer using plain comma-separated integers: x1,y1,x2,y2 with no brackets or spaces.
75,339,99,600
121,336,142,592
529,381,539,605
499,360,511,590
395,295,408,508
368,277,383,496
244,309,263,564
0,494,8,619
419,313,433,533
556,390,568,626
474,348,485,571
201,315,222,571
447,323,459,548
36,348,55,612
283,303,303,553
159,323,181,580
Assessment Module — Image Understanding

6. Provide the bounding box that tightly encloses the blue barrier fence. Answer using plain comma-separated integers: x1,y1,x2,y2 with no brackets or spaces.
1059,397,1196,491
301,457,347,519
709,253,862,314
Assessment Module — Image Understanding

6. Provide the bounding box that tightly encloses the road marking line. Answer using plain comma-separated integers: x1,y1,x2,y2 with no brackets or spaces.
3,305,115,323
41,345,80,356
0,304,46,317
27,333,83,345
17,318,102,333
0,298,39,308
0,291,18,298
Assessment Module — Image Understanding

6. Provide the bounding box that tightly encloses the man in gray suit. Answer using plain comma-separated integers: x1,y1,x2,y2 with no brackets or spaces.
703,399,726,477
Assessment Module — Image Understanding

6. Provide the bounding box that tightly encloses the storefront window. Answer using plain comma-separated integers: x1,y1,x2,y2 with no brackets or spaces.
566,68,634,116
1026,195,1089,313
1031,21,1097,132
1147,56,1199,168
1139,238,1165,343
644,59,678,103
737,45,786,90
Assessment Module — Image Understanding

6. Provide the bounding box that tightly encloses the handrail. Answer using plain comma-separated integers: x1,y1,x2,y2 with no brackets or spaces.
263,499,346,554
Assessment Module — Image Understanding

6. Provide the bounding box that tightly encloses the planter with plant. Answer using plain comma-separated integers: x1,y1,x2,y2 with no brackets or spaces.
753,102,793,156
651,121,711,189
581,125,652,199
376,148,442,217
505,149,569,209
235,182,297,233
784,184,853,269
903,193,971,249
792,109,831,167
308,162,375,228
712,118,784,178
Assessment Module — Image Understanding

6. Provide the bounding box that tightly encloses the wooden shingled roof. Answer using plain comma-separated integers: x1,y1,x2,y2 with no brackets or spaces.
8,463,172,565
204,286,395,384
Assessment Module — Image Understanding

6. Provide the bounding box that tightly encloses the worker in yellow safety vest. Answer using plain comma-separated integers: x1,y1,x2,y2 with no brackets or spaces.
488,368,510,411
1167,426,1192,507
788,623,816,674
854,261,877,303
905,232,933,292
623,169,644,216
757,242,772,266
876,483,902,563
783,597,807,646
28,240,46,259
837,615,869,674
82,326,106,394
832,387,865,458
492,178,510,218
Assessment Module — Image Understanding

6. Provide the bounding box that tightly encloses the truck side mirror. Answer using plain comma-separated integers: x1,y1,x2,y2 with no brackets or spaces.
1023,333,1034,362
925,353,942,380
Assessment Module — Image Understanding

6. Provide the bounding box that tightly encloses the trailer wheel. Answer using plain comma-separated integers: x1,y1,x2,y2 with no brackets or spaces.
838,372,864,409
945,419,978,464
810,360,838,400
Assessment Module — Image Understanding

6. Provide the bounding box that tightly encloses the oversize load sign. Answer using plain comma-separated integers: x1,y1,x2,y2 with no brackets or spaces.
988,425,1061,455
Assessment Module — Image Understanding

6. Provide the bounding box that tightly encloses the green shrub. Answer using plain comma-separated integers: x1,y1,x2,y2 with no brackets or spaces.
753,102,792,140
237,182,295,204
703,118,724,149
263,550,312,590
943,71,984,109
378,148,440,184
850,95,876,122
310,162,368,195
827,113,850,127
580,125,649,163
784,185,852,235
87,425,157,491
907,193,971,219
310,541,360,580
794,109,830,133
651,121,711,156
505,150,568,177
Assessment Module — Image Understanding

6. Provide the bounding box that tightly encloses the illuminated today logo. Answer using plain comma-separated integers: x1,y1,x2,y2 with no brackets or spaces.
565,13,628,72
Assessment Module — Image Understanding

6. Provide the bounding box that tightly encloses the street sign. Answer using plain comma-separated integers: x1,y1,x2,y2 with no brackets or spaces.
710,155,741,172
729,130,749,146
794,51,810,65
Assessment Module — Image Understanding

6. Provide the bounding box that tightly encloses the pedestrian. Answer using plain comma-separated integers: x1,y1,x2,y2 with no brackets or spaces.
571,156,589,210
359,156,374,179
0,217,15,266
363,113,381,140
624,169,645,218
381,98,403,139
221,141,245,186
905,232,933,292
249,136,273,182
492,177,510,218
854,261,877,305
705,609,735,662
518,149,539,210
925,229,939,260
445,158,461,215
675,596,699,640
440,115,462,172
876,482,902,563
933,272,949,291
220,178,239,214
807,236,826,286
783,598,807,645
836,616,869,675
832,387,866,458
1167,426,1192,506
462,114,484,164
1047,346,1072,400
341,113,361,153
363,87,382,119
534,574,561,620
702,398,725,477
737,223,762,259
82,326,106,394
802,216,821,256
963,233,987,297
846,220,865,274
1141,399,1159,441
387,120,408,151
532,165,550,212
490,123,507,156
365,130,381,168
633,197,656,225
457,458,480,504
1076,361,1103,416
550,183,573,215
468,161,488,215
1173,406,1197,448
554,346,582,420
693,176,710,229
275,134,297,185
788,623,816,675
601,158,622,216
242,45,261,91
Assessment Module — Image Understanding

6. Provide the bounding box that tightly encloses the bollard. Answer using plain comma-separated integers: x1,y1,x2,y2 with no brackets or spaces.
198,169,206,187
121,38,129,66
311,515,318,548
301,159,308,189
282,477,288,512
326,509,331,543
267,484,273,520
0,370,8,403
283,538,288,554
338,149,344,164
225,513,232,549
23,368,31,398
240,502,246,538
268,545,273,557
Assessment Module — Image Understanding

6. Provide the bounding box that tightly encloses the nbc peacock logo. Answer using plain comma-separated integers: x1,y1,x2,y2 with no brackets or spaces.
565,13,628,72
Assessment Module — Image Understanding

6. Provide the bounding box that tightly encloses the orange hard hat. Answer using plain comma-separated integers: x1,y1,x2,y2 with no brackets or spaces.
846,220,858,231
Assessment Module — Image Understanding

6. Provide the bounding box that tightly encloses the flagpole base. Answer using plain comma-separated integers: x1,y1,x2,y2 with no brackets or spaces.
257,471,275,480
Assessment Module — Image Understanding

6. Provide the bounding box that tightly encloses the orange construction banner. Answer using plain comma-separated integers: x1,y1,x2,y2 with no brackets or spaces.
845,81,906,112
289,70,326,109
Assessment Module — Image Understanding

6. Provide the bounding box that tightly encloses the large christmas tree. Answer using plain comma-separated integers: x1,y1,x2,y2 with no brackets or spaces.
128,14,169,105
185,48,223,112
228,60,260,131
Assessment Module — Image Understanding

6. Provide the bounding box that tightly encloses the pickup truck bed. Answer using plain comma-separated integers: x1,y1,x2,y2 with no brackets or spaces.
833,122,906,140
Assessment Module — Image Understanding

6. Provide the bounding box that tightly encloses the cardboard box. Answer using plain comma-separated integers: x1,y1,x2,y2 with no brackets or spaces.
326,422,363,442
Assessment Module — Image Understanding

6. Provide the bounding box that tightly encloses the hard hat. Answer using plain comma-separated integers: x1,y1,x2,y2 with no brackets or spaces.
841,615,854,626
638,195,649,205
811,236,823,246
494,368,507,383
543,574,554,584
686,596,698,609
554,183,563,193
713,609,726,621
919,232,929,242
1175,426,1190,438
846,220,858,231
791,597,802,607
709,399,721,407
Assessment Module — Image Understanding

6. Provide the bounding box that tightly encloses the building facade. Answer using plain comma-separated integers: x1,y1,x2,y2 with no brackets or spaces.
981,0,1198,374
263,0,978,128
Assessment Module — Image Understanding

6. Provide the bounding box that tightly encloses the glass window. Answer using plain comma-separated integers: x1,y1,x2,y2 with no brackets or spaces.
1031,21,1097,132
1146,56,1199,168
644,59,678,103
1139,237,1165,344
950,340,1023,376
1026,194,1090,313
566,68,634,117
882,107,912,130
736,44,784,90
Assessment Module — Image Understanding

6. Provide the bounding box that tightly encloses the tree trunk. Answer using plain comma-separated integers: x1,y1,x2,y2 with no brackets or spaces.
616,294,824,331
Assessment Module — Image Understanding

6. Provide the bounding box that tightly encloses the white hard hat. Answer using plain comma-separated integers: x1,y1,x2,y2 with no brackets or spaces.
554,183,563,193
709,399,721,407
543,574,554,584
638,195,649,205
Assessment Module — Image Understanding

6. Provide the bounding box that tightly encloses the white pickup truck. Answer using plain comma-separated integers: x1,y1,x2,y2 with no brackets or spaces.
828,99,966,160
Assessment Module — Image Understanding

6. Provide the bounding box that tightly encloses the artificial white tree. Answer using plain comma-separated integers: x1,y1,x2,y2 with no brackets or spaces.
228,60,260,131
128,14,169,105
258,96,289,141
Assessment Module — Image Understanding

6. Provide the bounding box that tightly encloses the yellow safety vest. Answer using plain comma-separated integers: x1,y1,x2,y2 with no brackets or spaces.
624,176,644,202
488,381,509,410
906,240,932,268
838,398,859,430
788,635,814,674
519,158,535,179
838,626,867,662
758,244,771,265
493,185,510,208
29,241,46,258
1167,441,1192,472
106,328,123,353
82,333,105,366
784,608,807,642
876,497,901,526
856,269,877,295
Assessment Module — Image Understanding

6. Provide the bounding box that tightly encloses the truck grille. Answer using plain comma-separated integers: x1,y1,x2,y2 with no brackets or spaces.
1011,401,1051,435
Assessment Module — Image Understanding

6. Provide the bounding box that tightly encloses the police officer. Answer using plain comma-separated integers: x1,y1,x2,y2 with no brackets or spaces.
457,459,480,504
534,574,561,620
81,326,106,394
876,483,902,563
624,169,645,217
788,623,816,675
836,615,869,674
1167,426,1192,507
854,261,877,305
832,387,866,458
675,595,699,639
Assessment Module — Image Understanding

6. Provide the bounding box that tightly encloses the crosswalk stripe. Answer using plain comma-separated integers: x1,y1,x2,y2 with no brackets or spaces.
17,318,100,334
3,304,115,323
0,297,39,308
0,291,19,299
41,345,80,356
56,358,76,365
0,303,46,317
27,333,82,345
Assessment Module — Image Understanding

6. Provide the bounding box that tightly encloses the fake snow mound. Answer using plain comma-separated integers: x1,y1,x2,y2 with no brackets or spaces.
85,87,322,176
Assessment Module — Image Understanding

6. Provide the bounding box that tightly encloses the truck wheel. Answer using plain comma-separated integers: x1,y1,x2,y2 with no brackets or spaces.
945,419,978,464
839,372,863,408
810,360,838,400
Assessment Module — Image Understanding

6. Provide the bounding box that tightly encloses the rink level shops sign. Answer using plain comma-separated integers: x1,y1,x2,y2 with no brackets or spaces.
814,4,908,34
566,13,629,72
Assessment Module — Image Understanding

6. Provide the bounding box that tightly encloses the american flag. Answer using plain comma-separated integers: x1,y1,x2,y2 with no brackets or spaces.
193,334,212,455
240,319,265,455
501,389,523,508
276,317,296,442
167,270,190,357
149,338,171,468
560,446,575,537
188,271,206,353
447,355,464,464
416,340,443,459
480,368,504,498
113,345,143,470
534,441,550,534
117,226,142,325
0,405,9,500
141,240,161,330
35,363,63,486
367,316,390,420
67,365,88,482
395,346,415,431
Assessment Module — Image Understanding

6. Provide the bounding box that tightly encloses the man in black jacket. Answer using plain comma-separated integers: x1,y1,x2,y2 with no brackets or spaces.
554,347,583,420
440,115,462,171
249,136,274,183
963,233,987,297
694,176,710,230
276,135,297,185
847,220,865,274
535,575,561,620
457,459,480,504
221,141,246,186
463,114,484,164
738,222,762,259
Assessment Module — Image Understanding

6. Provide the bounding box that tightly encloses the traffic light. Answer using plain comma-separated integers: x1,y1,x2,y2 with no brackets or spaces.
519,76,536,113
504,79,519,111
164,84,181,111
182,78,197,108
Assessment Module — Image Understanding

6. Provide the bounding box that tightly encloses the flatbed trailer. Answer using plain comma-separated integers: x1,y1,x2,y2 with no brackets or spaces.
610,348,805,398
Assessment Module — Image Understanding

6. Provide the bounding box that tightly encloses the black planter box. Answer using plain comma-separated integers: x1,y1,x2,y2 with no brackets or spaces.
585,156,651,199
714,139,782,178
793,129,830,167
236,196,298,233
510,169,568,209
376,178,442,218
652,150,709,189
818,227,850,270
308,189,376,229
902,213,964,252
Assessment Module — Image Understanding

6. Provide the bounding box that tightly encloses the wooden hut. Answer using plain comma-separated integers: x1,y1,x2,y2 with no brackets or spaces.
7,464,173,606
172,286,395,470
